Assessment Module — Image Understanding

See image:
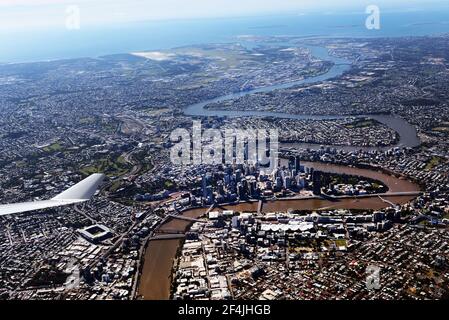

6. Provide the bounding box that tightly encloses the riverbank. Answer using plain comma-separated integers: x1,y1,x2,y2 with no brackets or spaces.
184,44,420,150
136,161,420,300
137,44,421,300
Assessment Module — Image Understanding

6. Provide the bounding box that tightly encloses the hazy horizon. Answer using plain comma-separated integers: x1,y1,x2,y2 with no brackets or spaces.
2,0,449,32
2,1,449,63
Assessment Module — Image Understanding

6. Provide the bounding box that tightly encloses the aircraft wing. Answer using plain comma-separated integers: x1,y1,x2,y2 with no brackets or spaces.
0,173,105,216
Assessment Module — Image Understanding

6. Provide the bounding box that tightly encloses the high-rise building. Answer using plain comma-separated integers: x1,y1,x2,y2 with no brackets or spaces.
289,155,301,175
288,156,295,171
312,170,322,195
294,155,301,174
217,181,224,195
202,174,212,199
284,176,292,189
275,176,283,191
205,186,214,204
235,169,242,182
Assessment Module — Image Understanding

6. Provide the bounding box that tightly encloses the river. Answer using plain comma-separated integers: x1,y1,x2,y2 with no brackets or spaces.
184,44,420,150
138,43,422,300
136,161,420,300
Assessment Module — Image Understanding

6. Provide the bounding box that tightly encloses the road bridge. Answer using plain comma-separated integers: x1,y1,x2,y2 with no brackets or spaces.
149,234,185,241
167,214,206,223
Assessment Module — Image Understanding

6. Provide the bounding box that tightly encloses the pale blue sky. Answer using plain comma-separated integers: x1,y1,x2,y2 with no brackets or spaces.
1,0,447,31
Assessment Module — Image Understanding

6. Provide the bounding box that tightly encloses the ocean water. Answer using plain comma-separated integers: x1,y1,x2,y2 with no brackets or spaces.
2,9,449,63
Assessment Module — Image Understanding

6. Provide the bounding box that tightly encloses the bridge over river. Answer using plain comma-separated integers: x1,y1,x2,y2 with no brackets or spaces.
137,43,422,300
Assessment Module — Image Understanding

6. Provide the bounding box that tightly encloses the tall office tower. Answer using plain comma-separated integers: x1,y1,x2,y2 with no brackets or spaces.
295,155,301,174
229,175,237,194
297,176,305,190
241,178,248,195
202,174,212,199
225,165,232,175
249,164,256,176
312,170,322,195
202,175,207,199
205,186,214,204
249,180,257,197
235,169,242,182
271,168,279,180
237,182,246,199
275,176,283,191
291,170,296,179
244,164,249,176
288,156,295,171
217,181,224,195
284,176,292,189
224,174,231,187
244,142,249,161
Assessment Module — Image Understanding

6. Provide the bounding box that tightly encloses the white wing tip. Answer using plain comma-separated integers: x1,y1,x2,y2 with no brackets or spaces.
0,173,105,216
52,173,106,201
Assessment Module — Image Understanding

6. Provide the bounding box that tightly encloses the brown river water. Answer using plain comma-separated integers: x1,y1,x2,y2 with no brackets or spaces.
136,162,420,300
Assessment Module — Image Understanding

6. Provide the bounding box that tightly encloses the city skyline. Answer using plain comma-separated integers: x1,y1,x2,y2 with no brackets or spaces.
0,0,448,305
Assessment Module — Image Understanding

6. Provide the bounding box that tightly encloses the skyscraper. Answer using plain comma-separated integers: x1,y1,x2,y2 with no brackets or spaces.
312,170,322,195
294,155,301,175
289,155,301,175
202,174,212,199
